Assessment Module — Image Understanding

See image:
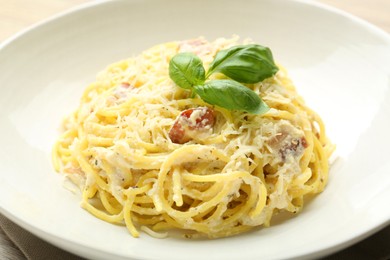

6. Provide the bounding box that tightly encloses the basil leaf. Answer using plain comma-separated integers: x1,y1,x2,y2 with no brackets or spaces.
194,80,269,114
207,44,278,83
169,52,205,89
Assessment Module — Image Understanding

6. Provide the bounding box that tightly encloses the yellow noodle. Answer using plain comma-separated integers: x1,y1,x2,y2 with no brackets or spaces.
53,36,334,238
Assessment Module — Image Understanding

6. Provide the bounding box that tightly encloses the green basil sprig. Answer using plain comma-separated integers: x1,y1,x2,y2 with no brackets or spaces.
207,44,278,84
169,44,278,114
169,52,205,89
194,80,269,115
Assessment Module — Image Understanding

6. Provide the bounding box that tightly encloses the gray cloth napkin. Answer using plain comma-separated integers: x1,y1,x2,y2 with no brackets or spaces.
0,212,389,259
0,213,84,260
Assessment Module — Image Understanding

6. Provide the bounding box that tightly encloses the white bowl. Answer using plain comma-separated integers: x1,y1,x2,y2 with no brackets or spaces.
1,0,390,259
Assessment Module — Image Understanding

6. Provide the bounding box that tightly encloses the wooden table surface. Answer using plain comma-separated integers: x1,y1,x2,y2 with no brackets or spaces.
0,0,389,42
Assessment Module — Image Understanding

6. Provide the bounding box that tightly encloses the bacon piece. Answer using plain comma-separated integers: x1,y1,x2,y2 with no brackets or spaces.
121,82,131,88
112,82,134,100
267,129,308,162
178,38,210,56
279,137,307,161
169,123,187,144
169,107,215,144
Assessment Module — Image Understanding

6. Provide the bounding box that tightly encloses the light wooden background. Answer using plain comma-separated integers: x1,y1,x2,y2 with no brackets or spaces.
0,0,389,42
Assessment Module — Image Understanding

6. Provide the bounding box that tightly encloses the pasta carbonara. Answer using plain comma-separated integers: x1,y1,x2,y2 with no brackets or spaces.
52,37,334,238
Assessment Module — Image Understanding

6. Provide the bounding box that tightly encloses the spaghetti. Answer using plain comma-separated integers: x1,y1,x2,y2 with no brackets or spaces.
52,37,334,238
